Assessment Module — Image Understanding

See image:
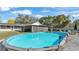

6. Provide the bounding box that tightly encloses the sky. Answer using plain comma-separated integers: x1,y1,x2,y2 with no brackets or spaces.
0,7,79,23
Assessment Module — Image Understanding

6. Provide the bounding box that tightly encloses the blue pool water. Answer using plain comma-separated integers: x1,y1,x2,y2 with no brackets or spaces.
6,32,67,48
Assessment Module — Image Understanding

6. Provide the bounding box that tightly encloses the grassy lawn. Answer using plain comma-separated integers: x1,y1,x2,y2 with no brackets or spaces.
0,31,27,40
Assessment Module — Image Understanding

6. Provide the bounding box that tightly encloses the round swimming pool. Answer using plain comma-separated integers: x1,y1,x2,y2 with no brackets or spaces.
2,32,67,51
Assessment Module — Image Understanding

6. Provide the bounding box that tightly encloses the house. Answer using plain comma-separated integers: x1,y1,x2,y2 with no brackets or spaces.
0,22,48,32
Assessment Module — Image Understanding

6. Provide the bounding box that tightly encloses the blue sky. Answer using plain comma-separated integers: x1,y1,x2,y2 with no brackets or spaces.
0,7,79,23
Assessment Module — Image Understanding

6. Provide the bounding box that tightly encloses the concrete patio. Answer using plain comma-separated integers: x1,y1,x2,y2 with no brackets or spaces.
63,34,79,51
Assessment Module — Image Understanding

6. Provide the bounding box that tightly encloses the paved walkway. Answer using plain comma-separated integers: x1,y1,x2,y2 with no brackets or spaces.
63,34,79,51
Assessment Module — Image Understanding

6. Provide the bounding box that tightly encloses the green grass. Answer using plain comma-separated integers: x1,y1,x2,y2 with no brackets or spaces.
0,31,28,40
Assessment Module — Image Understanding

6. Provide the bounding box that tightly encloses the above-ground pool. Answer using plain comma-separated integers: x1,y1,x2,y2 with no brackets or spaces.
3,32,68,51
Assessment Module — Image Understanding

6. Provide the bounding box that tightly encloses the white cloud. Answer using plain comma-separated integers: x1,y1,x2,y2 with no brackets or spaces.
56,11,68,16
64,10,79,15
67,10,79,14
65,10,79,17
58,11,66,15
56,10,79,16
41,10,50,12
12,10,32,15
2,20,8,23
0,7,11,11
72,14,79,17
35,15,43,18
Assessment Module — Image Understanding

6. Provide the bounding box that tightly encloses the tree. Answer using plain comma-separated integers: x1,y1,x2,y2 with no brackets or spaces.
31,16,39,23
15,14,34,24
39,16,54,26
39,14,70,28
7,18,15,24
73,19,79,30
74,23,77,30
52,14,70,28
39,16,55,31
